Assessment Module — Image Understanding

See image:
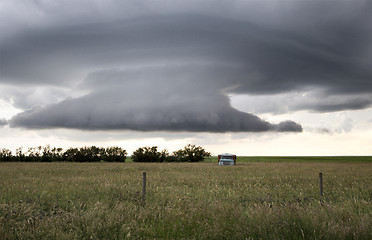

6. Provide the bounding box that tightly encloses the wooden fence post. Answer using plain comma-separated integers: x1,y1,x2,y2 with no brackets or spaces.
319,172,323,196
142,172,146,203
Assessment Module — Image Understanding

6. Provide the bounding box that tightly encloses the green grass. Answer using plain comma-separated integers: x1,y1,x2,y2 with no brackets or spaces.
0,161,371,239
204,156,372,163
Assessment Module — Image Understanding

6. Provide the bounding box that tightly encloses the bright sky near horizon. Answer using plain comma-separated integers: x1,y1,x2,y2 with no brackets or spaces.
1,0,371,156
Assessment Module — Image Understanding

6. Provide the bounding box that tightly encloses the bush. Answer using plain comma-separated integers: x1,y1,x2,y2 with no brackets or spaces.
63,146,126,162
173,144,211,162
0,145,126,162
0,144,209,163
164,155,179,162
103,146,127,162
132,145,211,162
0,148,12,162
131,146,168,162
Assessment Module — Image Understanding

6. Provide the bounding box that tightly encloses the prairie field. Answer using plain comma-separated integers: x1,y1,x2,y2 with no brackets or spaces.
0,159,371,239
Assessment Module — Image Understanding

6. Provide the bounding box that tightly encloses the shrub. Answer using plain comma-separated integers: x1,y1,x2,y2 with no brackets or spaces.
63,147,79,162
173,144,211,162
0,148,12,162
103,146,127,162
164,155,178,162
132,146,168,162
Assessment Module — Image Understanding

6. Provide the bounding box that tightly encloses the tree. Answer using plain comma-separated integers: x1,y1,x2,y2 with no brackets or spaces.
0,148,12,161
63,147,79,162
0,145,128,162
103,146,127,162
15,147,25,161
27,146,43,162
51,147,63,161
132,146,168,162
173,144,211,162
41,145,52,162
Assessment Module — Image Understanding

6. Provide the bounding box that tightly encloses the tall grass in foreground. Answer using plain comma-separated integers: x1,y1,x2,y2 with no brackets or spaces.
0,162,371,239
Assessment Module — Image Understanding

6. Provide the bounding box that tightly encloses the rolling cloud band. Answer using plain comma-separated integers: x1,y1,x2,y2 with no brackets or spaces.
1,0,371,133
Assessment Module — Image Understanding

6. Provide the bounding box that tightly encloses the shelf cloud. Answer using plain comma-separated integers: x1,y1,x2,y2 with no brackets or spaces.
1,0,371,133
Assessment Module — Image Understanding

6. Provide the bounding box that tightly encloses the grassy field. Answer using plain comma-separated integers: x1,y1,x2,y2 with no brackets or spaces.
124,156,372,163
201,156,372,163
0,161,371,239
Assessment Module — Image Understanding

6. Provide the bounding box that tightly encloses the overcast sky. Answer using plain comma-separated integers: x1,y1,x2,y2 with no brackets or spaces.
1,0,371,155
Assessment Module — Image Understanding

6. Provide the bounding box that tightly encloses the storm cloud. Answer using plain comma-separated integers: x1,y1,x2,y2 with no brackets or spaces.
0,119,7,127
8,67,302,132
1,0,371,132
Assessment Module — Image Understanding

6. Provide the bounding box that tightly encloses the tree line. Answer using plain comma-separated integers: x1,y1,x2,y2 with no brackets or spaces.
131,144,211,162
0,144,210,162
0,145,127,162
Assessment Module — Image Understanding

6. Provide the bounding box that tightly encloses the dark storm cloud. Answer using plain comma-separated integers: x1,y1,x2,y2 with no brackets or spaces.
9,68,302,132
0,119,7,127
9,96,302,132
2,0,371,132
